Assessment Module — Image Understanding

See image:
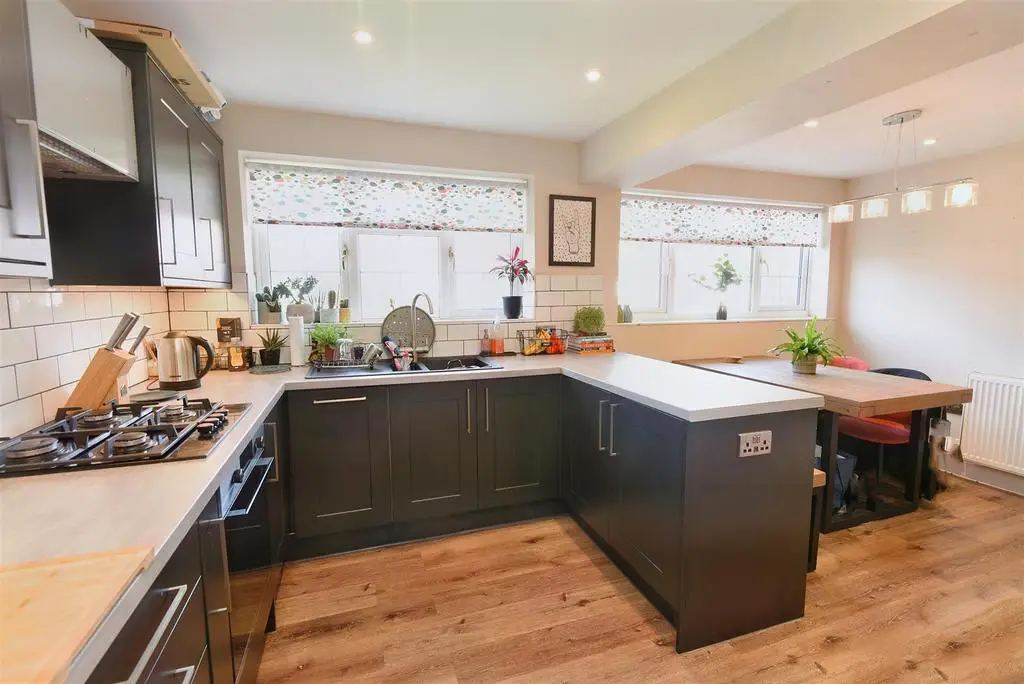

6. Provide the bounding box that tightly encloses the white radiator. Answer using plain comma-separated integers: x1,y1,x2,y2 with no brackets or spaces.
961,373,1024,476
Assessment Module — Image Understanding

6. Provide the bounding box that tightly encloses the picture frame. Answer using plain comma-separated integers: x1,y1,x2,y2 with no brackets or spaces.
548,194,596,267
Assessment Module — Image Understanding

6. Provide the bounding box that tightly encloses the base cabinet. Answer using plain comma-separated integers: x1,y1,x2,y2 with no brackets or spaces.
477,376,560,508
390,381,478,520
289,387,391,536
561,377,613,538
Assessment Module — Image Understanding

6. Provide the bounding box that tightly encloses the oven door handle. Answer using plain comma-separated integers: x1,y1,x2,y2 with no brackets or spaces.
226,457,273,518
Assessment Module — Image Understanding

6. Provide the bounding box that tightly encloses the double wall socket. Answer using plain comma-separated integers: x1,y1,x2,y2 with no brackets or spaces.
738,430,772,457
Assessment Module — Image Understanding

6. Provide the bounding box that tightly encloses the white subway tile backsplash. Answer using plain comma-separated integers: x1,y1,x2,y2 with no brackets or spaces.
550,275,577,291
41,383,75,419
534,306,551,322
29,278,55,292
0,328,37,366
463,340,482,355
142,311,170,335
206,311,251,330
534,275,551,292
151,292,169,312
127,359,147,386
83,292,112,319
226,293,250,311
52,293,86,323
590,291,604,305
231,273,248,293
563,291,590,306
429,340,463,357
0,294,8,328
480,323,508,339
168,292,184,311
16,358,60,397
432,325,448,342
99,316,122,341
131,292,153,314
0,278,31,293
109,292,134,315
58,350,92,386
170,312,208,330
551,306,578,321
0,367,17,404
350,326,382,343
536,291,564,307
35,323,74,359
70,319,103,350
0,396,43,436
184,291,227,311
446,324,479,341
577,275,604,291
8,293,53,327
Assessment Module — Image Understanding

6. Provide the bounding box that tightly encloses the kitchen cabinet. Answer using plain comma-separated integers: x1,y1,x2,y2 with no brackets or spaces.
606,398,684,606
391,381,477,520
289,387,391,536
263,400,289,566
477,376,559,508
44,40,231,287
561,377,613,538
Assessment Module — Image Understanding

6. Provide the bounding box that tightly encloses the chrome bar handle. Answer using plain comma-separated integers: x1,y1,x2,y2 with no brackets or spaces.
597,399,609,451
312,396,367,405
609,403,621,457
485,386,490,433
126,584,189,683
467,387,472,434
265,421,280,483
158,665,197,683
8,119,48,239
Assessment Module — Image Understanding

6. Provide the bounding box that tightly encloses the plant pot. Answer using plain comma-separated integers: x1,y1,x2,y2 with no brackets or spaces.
321,344,338,362
339,308,351,324
716,303,728,320
792,355,819,374
259,348,281,366
319,307,340,323
286,302,314,325
502,295,523,320
257,301,269,324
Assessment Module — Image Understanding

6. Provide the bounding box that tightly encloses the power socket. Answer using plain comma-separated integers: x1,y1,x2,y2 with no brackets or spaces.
738,430,772,457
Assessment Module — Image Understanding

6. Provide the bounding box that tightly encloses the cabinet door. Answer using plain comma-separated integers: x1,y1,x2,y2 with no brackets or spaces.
189,123,230,285
391,381,477,520
150,67,199,282
288,387,391,537
608,398,684,605
477,376,559,508
561,377,612,539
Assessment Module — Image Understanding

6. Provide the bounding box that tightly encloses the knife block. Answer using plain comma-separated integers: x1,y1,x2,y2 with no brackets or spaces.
65,348,137,411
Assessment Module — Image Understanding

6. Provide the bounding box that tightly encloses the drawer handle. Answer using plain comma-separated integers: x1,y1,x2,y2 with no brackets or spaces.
597,399,609,452
485,386,490,433
467,387,472,435
313,396,367,405
158,664,196,684
125,584,189,683
609,403,621,457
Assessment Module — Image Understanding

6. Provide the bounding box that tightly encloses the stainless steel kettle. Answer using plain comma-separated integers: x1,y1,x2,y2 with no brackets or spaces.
157,331,214,390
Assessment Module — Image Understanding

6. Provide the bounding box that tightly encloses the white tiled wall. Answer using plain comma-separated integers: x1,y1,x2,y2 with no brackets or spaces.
0,279,170,437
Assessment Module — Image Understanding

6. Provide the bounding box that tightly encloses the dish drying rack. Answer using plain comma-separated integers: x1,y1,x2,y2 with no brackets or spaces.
309,358,374,371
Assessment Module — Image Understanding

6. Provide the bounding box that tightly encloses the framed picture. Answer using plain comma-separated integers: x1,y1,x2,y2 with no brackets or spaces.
549,194,596,267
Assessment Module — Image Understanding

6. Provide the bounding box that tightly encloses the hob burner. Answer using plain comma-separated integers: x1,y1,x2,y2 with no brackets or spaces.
160,405,199,423
112,431,153,454
6,437,61,460
78,411,116,428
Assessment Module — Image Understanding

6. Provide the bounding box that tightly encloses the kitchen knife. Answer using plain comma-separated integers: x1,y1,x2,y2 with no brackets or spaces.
113,313,141,349
127,325,150,354
105,313,138,350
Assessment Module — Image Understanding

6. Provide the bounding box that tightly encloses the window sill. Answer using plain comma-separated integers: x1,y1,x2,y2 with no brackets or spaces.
251,317,537,329
608,316,830,327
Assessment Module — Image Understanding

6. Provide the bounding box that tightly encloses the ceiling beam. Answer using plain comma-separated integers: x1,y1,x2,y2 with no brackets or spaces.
582,0,1024,187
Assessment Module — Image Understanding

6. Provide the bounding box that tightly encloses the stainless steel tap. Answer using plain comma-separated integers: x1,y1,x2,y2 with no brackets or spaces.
410,292,434,365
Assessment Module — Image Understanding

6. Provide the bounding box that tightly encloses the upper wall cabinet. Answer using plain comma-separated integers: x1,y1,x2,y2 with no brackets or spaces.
44,41,230,287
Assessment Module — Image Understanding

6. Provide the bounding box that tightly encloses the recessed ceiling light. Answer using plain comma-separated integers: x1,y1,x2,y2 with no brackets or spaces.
353,30,373,45
585,69,602,83
922,138,937,146
803,119,820,129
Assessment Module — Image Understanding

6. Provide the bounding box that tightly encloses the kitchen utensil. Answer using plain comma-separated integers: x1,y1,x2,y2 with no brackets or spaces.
382,336,402,371
127,325,149,354
105,313,139,350
157,332,215,390
142,338,158,361
362,343,383,366
381,306,436,352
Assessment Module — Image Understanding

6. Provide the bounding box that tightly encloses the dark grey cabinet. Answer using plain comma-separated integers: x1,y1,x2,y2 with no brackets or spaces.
390,381,477,520
188,123,230,283
477,376,560,508
607,398,684,606
561,377,613,537
288,387,391,536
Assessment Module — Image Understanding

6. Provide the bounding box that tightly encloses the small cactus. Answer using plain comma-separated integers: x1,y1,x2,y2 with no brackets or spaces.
327,289,338,309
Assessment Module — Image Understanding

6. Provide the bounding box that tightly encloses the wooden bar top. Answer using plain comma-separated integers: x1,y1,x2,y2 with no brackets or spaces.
685,358,972,418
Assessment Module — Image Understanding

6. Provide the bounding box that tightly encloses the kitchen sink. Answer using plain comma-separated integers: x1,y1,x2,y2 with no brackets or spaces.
411,356,503,372
304,356,501,379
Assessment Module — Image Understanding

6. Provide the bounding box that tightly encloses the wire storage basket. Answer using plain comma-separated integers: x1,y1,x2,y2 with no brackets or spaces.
517,327,568,355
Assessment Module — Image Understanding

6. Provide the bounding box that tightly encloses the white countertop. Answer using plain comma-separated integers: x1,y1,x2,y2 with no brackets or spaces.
0,352,821,682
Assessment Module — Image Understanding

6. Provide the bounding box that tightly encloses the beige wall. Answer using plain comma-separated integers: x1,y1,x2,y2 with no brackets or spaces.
214,104,845,361
839,142,1024,385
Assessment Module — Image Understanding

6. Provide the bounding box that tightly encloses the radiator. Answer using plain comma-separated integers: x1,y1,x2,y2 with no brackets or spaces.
960,373,1024,476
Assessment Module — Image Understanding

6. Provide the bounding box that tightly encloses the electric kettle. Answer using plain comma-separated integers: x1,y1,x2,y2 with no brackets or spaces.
157,331,214,390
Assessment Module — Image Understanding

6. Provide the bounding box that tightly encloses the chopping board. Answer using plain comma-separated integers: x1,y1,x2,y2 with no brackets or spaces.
0,546,153,684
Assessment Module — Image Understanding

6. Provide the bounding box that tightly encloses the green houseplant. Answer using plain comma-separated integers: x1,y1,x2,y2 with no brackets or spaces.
283,275,318,324
573,306,606,336
319,289,340,323
309,322,348,362
255,283,289,324
769,317,843,374
490,246,533,319
256,328,288,366
691,255,742,320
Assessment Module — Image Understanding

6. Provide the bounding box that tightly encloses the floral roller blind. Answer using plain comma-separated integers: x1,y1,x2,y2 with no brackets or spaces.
247,163,528,233
620,193,823,247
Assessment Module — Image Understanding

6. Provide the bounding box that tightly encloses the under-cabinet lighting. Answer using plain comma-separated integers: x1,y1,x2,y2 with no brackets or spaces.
860,197,889,219
944,182,978,208
901,189,932,215
828,203,854,224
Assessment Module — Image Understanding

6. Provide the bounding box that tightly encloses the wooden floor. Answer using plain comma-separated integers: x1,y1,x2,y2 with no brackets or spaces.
257,479,1024,684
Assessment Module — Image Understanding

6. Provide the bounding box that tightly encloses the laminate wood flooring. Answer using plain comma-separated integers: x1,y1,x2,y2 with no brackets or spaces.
257,479,1024,683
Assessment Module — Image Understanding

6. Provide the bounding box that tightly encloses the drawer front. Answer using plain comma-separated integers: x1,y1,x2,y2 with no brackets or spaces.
147,580,209,683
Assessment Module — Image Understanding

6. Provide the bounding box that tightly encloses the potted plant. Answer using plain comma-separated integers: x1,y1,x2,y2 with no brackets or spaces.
256,328,288,366
769,317,843,374
490,246,533,319
283,275,318,324
573,306,606,336
311,289,326,323
691,255,742,320
255,284,289,324
309,322,348,362
320,290,340,323
338,297,351,324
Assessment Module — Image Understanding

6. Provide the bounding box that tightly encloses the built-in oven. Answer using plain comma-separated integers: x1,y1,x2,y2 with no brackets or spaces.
197,423,284,684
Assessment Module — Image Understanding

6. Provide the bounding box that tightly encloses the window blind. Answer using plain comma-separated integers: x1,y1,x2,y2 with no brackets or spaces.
247,163,528,234
620,193,822,247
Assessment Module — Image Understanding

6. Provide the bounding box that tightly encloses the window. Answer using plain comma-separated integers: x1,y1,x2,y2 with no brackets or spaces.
617,193,822,320
248,162,529,321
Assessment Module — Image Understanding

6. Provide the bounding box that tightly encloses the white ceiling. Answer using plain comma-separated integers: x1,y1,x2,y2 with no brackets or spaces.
705,43,1024,179
60,0,795,140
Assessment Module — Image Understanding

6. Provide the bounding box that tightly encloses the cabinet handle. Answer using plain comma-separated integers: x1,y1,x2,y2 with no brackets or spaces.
485,386,490,433
125,584,189,683
201,217,215,270
597,399,609,452
158,664,197,684
158,196,177,265
609,403,621,457
467,387,472,435
159,98,189,128
7,120,48,239
312,396,367,405
265,422,280,483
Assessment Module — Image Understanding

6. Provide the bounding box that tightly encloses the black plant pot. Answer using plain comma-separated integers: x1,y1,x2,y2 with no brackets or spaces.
259,348,281,366
716,304,728,320
502,295,523,320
